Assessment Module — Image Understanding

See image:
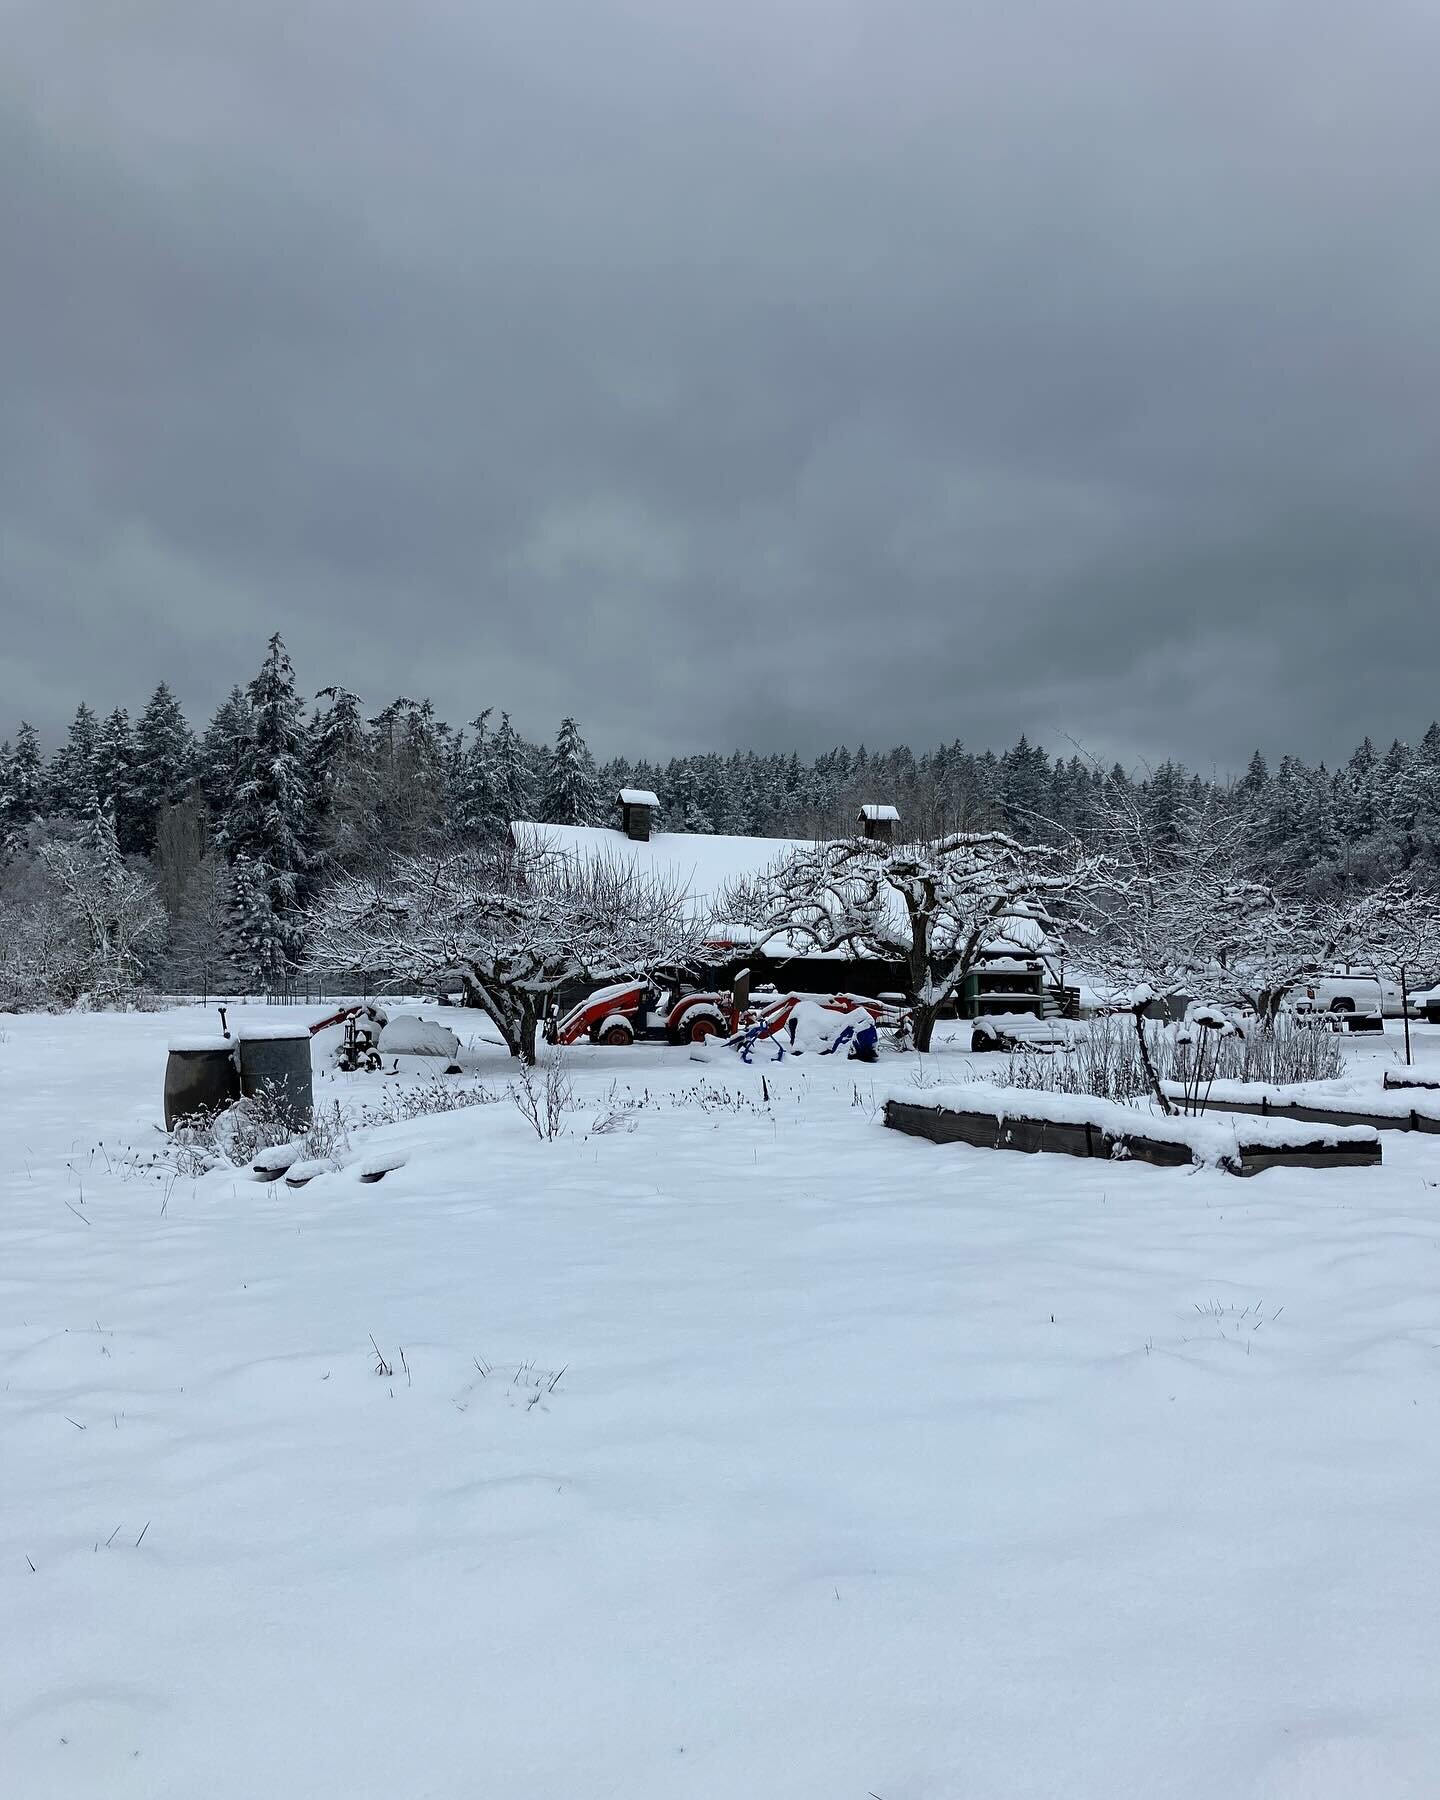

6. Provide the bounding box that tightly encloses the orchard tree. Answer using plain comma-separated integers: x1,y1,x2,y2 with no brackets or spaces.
1347,877,1440,1063
730,827,1103,1052
36,811,167,1006
307,843,703,1062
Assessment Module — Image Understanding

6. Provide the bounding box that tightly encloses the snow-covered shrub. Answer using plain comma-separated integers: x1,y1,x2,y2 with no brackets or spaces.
510,1056,576,1140
0,814,165,1009
998,1012,1344,1104
1203,1018,1343,1087
1000,1012,1155,1104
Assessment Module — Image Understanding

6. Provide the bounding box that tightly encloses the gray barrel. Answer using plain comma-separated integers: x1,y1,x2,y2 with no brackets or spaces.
237,1029,314,1130
164,1038,240,1131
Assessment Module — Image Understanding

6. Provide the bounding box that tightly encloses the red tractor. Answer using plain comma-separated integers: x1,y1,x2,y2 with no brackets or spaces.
546,976,912,1053
547,978,741,1047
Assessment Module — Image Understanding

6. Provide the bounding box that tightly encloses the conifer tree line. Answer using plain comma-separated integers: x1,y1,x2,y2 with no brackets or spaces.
3,631,1440,1001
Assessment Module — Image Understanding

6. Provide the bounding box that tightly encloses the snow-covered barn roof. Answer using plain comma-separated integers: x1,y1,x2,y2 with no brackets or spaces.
858,803,900,821
618,788,659,808
510,822,808,933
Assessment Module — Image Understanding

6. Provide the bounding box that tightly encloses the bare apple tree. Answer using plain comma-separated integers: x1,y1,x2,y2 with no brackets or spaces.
307,842,705,1061
726,829,1104,1053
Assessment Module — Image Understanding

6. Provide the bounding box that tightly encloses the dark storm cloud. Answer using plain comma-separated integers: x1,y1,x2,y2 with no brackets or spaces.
3,0,1439,771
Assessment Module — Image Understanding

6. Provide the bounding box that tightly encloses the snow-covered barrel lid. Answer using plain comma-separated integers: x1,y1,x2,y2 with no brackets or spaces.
858,803,900,821
167,1034,236,1054
236,1022,313,1041
619,787,659,808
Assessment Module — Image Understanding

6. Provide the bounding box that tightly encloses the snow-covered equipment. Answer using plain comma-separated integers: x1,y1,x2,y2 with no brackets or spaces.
237,1026,314,1131
251,1142,304,1182
376,1015,462,1060
284,1157,339,1189
728,992,902,1063
164,1034,240,1130
309,1003,387,1072
359,1149,410,1184
551,974,911,1060
968,1013,1074,1055
547,977,744,1048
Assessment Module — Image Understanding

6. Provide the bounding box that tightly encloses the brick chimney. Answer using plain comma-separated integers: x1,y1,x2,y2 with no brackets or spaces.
619,788,658,841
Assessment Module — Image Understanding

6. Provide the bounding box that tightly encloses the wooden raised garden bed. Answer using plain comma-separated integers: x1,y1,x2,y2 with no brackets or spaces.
1162,1079,1440,1136
884,1085,1382,1177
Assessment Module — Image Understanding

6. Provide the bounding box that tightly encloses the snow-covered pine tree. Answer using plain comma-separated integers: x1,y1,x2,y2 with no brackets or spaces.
199,687,254,821
662,758,712,833
46,704,101,816
0,723,46,850
487,712,534,829
93,709,139,851
216,636,314,986
539,717,601,826
131,682,196,853
309,686,377,872
448,711,514,845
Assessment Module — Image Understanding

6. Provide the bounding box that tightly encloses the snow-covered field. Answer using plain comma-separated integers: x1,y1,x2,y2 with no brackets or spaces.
6,1007,1440,1799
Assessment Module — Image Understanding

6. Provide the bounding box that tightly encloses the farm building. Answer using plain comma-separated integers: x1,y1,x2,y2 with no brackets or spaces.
511,797,1071,1014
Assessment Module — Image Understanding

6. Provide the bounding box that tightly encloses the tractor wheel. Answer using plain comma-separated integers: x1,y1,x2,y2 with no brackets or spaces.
596,1014,635,1047
681,1005,726,1044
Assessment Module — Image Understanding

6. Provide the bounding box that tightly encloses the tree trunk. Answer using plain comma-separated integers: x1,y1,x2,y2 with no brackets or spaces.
460,971,524,1058
518,1000,540,1065
1134,1005,1172,1114
907,932,938,1053
1402,966,1412,1065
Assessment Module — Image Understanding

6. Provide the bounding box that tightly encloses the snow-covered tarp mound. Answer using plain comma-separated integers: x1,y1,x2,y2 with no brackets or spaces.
376,1015,462,1059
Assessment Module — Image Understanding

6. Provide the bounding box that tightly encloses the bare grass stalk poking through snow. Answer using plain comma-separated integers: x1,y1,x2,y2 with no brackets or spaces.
510,1054,576,1141
353,1076,502,1129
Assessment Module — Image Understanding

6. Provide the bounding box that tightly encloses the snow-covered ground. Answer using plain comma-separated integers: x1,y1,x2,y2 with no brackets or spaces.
6,1007,1440,1798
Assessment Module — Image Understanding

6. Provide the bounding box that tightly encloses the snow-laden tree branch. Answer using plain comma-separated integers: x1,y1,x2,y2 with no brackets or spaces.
1342,875,1440,1063
725,829,1106,1052
306,842,707,1060
33,812,167,1007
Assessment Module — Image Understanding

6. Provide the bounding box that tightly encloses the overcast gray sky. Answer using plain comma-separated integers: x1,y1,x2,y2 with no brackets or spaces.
3,0,1439,770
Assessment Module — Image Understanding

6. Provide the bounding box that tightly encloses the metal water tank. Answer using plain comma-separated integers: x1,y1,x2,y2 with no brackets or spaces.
164,1036,240,1130
237,1026,314,1130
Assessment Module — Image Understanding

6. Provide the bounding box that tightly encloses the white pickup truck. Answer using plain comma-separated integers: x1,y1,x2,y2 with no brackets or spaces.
1288,970,1405,1020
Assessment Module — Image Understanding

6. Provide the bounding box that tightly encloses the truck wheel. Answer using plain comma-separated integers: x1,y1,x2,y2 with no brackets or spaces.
597,1014,635,1046
1330,998,1354,1014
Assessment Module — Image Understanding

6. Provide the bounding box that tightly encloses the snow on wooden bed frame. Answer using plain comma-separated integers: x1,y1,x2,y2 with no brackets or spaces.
883,1083,1383,1176
1160,1077,1440,1135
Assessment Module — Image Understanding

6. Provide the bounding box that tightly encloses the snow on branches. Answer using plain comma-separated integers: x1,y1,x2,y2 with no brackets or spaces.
727,828,1104,1051
307,841,707,1060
